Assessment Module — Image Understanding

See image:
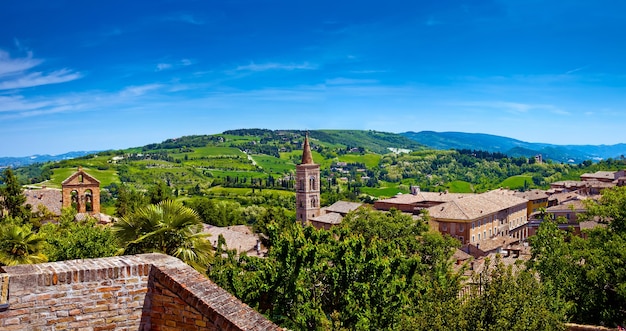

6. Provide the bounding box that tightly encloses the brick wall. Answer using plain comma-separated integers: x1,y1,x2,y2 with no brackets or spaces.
0,253,280,331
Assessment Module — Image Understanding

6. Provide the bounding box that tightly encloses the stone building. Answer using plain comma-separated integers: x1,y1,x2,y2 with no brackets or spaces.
427,189,528,245
295,134,321,225
61,167,101,215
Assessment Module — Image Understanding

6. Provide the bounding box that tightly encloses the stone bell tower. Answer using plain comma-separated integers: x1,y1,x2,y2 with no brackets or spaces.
61,166,101,215
296,133,320,225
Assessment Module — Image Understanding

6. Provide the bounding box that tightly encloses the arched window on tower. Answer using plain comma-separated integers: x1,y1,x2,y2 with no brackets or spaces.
85,189,93,212
311,197,316,207
71,190,79,211
78,174,84,183
309,176,316,190
300,180,304,191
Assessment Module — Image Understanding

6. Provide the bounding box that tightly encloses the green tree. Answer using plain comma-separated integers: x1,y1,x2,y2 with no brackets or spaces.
0,221,47,266
40,208,119,261
0,168,28,219
114,200,212,270
148,181,173,204
114,184,146,217
529,186,626,327
209,208,464,330
583,186,626,232
462,257,566,331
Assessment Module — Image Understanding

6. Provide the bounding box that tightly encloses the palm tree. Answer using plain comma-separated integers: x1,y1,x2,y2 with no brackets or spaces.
0,223,48,266
113,200,212,270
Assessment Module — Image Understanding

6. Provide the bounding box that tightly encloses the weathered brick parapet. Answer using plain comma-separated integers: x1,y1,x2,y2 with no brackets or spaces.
0,253,280,331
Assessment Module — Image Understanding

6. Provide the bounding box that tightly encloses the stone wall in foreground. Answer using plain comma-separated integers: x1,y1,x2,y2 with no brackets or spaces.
0,253,279,331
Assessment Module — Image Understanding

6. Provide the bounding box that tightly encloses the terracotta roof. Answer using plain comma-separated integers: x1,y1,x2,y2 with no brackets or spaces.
323,201,363,215
452,248,473,261
428,191,527,221
581,171,618,180
23,188,62,215
546,198,587,212
513,189,549,200
551,180,586,188
310,212,344,225
548,191,584,203
579,220,607,230
378,191,469,204
300,133,314,165
203,225,264,256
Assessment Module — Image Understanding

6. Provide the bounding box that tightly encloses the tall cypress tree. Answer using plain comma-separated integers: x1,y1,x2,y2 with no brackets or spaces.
0,168,27,220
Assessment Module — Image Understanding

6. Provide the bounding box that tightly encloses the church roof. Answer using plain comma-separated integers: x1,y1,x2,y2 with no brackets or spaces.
323,201,363,215
61,166,100,185
301,133,314,165
310,212,344,225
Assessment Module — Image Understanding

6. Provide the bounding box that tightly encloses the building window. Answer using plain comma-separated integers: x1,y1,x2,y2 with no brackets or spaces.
483,231,486,239
478,233,481,241
459,236,464,243
489,229,492,237
458,224,464,232
442,223,448,231
472,235,475,243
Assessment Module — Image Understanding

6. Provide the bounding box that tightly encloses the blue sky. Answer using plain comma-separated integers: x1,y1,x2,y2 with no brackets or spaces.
1,1,625,157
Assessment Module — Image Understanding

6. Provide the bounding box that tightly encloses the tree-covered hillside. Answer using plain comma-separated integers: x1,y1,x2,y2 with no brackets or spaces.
5,129,626,219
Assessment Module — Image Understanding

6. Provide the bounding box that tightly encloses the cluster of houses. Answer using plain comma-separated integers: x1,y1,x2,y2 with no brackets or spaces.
296,137,625,268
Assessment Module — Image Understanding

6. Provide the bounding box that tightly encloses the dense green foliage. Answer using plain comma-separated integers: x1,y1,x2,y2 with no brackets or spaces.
113,200,213,270
461,257,566,331
0,220,48,266
528,186,626,327
40,209,119,261
208,208,566,330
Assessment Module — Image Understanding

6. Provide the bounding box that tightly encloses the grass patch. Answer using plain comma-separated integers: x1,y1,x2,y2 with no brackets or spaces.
447,180,474,193
360,186,408,198
174,146,245,158
337,153,382,168
499,175,533,190
251,154,295,174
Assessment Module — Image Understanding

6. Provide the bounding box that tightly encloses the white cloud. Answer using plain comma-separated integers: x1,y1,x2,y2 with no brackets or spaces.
326,77,378,85
119,84,163,97
165,14,204,25
179,14,203,25
0,50,42,76
449,101,563,114
235,62,317,72
0,69,82,90
156,63,172,71
0,49,82,90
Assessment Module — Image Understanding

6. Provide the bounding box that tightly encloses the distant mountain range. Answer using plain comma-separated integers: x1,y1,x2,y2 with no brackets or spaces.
2,130,625,168
401,131,626,163
0,151,99,168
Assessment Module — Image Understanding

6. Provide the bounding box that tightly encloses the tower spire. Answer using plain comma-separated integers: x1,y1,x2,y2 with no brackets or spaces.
301,132,314,165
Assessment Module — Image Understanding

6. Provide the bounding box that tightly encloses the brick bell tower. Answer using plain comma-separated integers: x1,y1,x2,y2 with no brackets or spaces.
296,132,320,225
